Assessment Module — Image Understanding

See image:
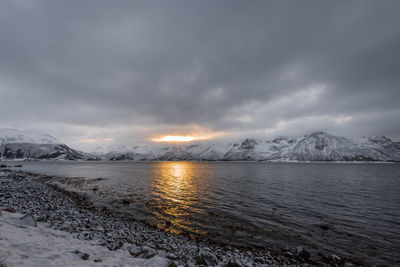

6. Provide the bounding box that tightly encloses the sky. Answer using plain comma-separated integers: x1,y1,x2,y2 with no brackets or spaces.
1,0,400,151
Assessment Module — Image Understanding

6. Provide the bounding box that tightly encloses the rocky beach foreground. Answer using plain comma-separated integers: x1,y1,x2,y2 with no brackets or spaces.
0,168,360,266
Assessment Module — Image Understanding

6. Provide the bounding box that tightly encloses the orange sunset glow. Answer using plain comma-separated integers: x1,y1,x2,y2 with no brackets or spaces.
152,135,196,142
151,131,227,142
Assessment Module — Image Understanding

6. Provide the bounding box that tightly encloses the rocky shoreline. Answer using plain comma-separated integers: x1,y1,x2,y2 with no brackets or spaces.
0,168,361,266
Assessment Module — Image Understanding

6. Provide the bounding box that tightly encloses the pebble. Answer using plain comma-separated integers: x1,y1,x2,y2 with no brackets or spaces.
166,253,178,260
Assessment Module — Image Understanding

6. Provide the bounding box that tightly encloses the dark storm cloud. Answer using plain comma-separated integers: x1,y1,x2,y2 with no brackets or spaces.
1,0,400,148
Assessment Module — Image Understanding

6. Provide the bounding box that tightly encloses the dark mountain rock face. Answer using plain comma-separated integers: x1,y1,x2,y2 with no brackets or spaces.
0,143,97,160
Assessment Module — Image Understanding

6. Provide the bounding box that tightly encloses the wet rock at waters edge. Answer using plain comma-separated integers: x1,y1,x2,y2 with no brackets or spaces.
324,254,342,263
254,256,265,263
0,164,7,168
122,199,130,205
196,250,218,266
284,251,294,258
296,246,311,260
223,258,242,267
20,213,37,227
318,224,333,230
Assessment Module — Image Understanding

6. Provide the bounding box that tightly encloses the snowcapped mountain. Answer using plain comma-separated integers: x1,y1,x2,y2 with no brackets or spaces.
0,128,98,160
94,132,400,162
2,128,398,162
93,142,233,161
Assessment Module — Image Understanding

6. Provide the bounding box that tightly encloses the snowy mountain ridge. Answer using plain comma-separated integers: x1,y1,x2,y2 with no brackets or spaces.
1,128,399,162
0,127,61,145
0,128,98,160
94,132,400,162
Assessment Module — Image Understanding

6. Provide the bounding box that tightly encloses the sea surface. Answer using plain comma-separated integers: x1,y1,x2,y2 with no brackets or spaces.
9,161,400,265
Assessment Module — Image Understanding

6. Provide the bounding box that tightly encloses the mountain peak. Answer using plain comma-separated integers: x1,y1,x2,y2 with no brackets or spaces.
0,127,98,160
307,131,332,138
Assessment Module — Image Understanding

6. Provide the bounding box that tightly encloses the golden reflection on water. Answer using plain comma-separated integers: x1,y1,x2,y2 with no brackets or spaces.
149,161,210,235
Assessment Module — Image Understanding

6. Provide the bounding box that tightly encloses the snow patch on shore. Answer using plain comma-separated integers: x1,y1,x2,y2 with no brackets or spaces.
0,210,168,267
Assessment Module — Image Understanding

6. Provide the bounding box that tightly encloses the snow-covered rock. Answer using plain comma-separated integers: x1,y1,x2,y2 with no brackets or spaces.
95,132,400,162
0,128,98,160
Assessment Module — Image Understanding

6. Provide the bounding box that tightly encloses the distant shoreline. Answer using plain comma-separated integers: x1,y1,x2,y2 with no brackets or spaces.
1,158,399,164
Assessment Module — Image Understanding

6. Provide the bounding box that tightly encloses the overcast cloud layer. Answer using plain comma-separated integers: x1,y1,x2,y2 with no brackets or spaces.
1,0,399,150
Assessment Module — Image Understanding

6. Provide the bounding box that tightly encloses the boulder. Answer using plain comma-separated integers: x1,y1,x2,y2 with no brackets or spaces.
196,250,218,266
223,258,242,267
127,244,141,257
328,254,341,263
107,240,123,251
80,253,89,260
20,214,37,227
138,246,157,259
296,246,311,260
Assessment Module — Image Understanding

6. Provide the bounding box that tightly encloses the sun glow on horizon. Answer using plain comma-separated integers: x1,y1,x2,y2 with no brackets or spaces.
153,135,196,142
151,130,228,143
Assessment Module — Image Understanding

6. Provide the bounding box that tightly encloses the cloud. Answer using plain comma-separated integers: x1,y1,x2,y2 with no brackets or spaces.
1,0,399,150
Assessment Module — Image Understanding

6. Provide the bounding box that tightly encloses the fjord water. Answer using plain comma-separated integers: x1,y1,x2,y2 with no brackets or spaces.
16,161,400,264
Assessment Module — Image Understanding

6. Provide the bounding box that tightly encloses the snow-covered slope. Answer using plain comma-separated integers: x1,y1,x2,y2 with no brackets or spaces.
0,128,61,145
95,142,233,161
95,132,400,162
0,210,169,267
0,128,98,160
